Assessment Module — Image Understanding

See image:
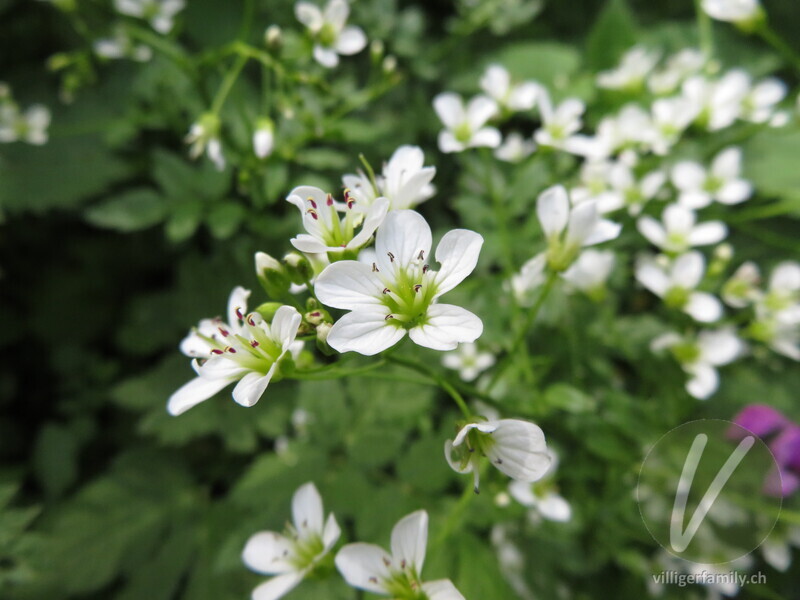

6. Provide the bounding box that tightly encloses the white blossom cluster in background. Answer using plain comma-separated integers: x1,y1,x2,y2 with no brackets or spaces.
0,82,51,145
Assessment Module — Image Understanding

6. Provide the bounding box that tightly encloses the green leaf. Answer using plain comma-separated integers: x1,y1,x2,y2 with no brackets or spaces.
165,199,203,242
84,189,165,232
207,202,246,239
544,383,597,413
744,126,800,211
32,424,80,499
585,0,638,71
488,42,582,89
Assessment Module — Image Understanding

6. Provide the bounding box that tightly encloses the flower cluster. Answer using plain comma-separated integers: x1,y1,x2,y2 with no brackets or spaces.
0,83,50,146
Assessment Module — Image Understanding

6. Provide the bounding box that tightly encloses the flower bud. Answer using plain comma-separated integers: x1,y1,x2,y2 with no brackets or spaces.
305,307,332,326
283,251,314,284
255,251,291,298
370,39,384,61
253,117,275,159
315,322,335,356
264,25,282,50
382,55,397,75
253,302,283,321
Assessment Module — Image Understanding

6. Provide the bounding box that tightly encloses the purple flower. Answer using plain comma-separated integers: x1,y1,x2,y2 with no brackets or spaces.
729,404,788,439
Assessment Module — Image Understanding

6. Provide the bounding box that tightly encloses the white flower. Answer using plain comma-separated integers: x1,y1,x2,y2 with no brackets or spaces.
434,93,501,153
168,287,302,415
295,0,367,68
114,0,185,34
445,418,551,492
315,210,483,355
722,261,761,308
682,71,750,131
597,46,661,91
637,204,727,253
648,96,698,155
593,162,665,215
761,526,800,572
537,185,621,271
636,251,723,322
648,48,706,95
335,510,465,600
343,145,436,211
741,77,787,123
672,147,752,209
243,482,341,600
508,253,547,307
534,90,585,153
581,104,654,159
286,186,388,255
508,450,571,523
479,64,540,112
760,261,800,321
651,328,744,399
253,118,275,159
93,26,153,62
494,132,536,163
0,103,50,145
442,343,495,382
185,114,225,170
562,249,615,297
701,0,761,24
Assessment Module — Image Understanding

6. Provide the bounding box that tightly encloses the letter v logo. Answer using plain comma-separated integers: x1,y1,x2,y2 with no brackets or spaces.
669,433,756,553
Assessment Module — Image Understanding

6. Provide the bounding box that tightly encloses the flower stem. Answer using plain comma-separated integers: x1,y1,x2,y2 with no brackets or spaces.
210,53,249,116
431,467,482,550
756,24,800,73
693,0,715,59
488,271,558,390
386,355,472,419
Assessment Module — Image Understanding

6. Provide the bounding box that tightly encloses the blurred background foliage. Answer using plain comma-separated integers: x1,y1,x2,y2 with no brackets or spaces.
1,0,799,599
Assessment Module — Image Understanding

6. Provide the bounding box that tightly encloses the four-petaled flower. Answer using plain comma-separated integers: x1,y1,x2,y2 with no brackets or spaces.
442,342,495,382
637,204,727,254
114,0,185,34
445,418,551,492
315,210,484,355
168,287,302,415
295,0,367,68
287,185,389,256
335,510,466,600
433,92,501,153
479,64,540,112
508,450,572,523
671,147,752,209
243,482,341,600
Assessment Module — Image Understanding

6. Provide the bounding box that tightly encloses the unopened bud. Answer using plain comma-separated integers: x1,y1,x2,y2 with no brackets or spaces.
708,243,733,277
255,251,291,298
254,302,283,321
253,117,275,159
370,40,384,61
305,307,331,326
47,53,71,72
283,251,314,284
382,55,397,74
265,25,282,50
315,322,335,355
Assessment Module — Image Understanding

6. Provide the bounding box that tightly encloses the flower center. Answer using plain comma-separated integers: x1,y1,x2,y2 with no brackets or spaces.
454,122,473,144
197,311,286,374
318,23,338,47
671,341,701,365
664,285,690,309
374,251,438,329
303,190,364,251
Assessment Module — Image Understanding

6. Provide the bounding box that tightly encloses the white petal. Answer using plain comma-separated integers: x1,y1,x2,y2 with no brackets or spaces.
292,482,325,539
508,480,537,507
438,131,465,154
466,95,499,129
313,45,339,68
468,127,502,148
698,328,743,365
565,202,599,247
242,532,297,575
671,251,705,289
228,286,251,332
636,259,670,296
663,204,695,234
272,306,302,348
685,292,723,322
251,572,305,600
348,197,389,249
323,514,341,550
537,493,572,522
480,65,510,99
444,440,474,474
771,262,800,292
686,363,718,400
390,510,428,574
421,579,466,600
167,375,234,416
679,190,713,209
291,234,330,254
433,93,466,130
716,180,752,204
327,310,405,356
487,419,552,482
196,356,248,380
232,370,275,407
315,261,384,310
375,210,432,271
336,26,367,55
637,216,667,248
408,304,483,351
582,219,621,246
335,543,392,594
711,147,742,180
324,0,349,29
295,0,323,27
433,229,483,297
508,82,540,110
762,540,791,572
687,221,727,246
536,185,570,237
671,161,706,191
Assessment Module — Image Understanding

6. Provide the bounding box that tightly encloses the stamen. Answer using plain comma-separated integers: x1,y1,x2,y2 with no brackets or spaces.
369,577,378,584
372,262,379,272
418,250,425,260
309,311,321,318
307,197,317,209
306,208,319,220
495,458,503,465
400,559,407,569
413,284,422,293
422,264,430,273
211,349,224,355
235,307,244,320
387,252,395,262
385,314,394,321
326,193,334,206
382,288,391,294
250,340,259,347
218,327,229,337
225,346,237,354
247,315,256,326
382,557,391,567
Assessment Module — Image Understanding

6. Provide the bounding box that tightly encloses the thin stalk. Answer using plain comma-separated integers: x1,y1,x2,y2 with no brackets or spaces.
386,355,472,419
211,53,248,115
756,24,800,73
693,0,715,59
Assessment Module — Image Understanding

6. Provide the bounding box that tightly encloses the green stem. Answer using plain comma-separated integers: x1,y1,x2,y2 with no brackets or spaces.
756,24,800,73
211,53,249,115
291,360,386,381
127,25,195,76
431,467,482,550
386,355,472,419
693,0,715,59
488,271,558,391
